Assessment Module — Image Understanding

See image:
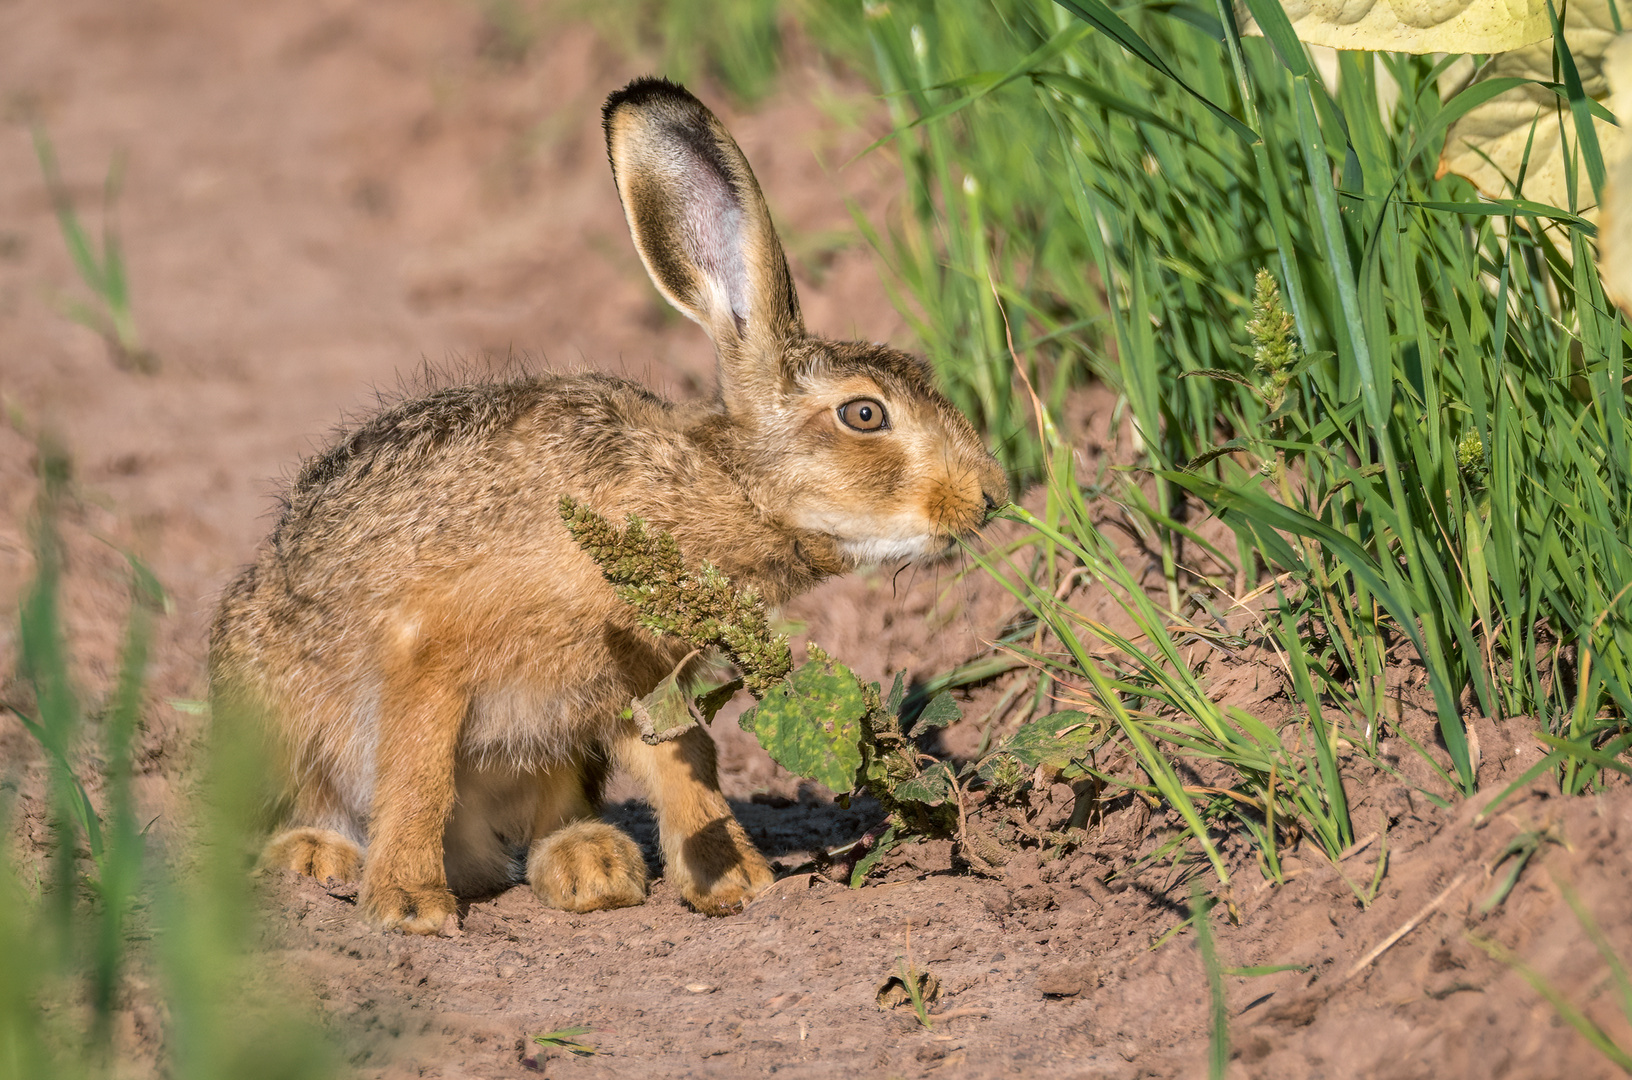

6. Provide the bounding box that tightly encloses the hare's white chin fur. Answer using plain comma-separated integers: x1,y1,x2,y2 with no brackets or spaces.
792,507,965,565
838,534,946,564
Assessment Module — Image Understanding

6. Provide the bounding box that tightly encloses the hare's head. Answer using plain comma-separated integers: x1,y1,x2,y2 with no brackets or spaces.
604,78,1007,565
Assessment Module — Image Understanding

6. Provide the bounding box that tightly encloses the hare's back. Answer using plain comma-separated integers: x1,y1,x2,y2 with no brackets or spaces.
272,373,694,563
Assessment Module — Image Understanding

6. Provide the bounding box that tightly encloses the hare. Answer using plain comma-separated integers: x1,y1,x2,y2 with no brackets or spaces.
209,77,1007,934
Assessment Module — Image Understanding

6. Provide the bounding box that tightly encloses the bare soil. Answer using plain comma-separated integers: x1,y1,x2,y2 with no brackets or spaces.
3,2,1631,1078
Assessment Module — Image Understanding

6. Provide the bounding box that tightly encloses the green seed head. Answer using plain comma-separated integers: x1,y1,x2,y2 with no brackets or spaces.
1456,428,1486,478
1246,269,1298,382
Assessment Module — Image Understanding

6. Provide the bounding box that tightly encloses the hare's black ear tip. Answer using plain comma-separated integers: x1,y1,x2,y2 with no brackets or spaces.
602,76,698,125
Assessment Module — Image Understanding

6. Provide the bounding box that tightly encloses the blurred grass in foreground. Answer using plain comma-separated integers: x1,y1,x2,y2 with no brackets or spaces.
1,440,336,1080
1471,881,1632,1073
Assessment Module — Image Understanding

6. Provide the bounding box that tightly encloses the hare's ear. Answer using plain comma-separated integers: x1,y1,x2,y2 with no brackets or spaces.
603,78,803,405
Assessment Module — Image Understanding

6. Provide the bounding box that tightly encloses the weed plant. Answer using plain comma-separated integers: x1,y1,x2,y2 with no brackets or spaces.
561,498,1104,879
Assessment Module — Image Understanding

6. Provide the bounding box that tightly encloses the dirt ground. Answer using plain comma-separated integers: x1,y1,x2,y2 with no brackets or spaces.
4,2,1632,1078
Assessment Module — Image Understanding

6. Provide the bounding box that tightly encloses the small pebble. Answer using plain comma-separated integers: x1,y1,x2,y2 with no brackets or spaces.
685,983,717,994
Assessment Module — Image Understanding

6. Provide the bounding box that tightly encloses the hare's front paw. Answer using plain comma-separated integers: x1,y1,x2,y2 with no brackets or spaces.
261,827,362,882
676,818,775,915
360,881,460,935
528,821,648,913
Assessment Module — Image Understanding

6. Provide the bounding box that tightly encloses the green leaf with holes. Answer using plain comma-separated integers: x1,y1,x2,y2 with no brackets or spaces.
741,658,867,793
976,711,1097,781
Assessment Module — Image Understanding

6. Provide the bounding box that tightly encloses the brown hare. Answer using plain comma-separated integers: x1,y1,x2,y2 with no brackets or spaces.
209,77,1007,934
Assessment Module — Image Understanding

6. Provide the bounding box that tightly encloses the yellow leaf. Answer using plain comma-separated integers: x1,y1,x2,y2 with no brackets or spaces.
1242,0,1551,56
1599,34,1632,315
1437,0,1625,215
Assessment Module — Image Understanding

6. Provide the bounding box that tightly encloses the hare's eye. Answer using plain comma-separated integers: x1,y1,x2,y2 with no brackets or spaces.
838,398,888,432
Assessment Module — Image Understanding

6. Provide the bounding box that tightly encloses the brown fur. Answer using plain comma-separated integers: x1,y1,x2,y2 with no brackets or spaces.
209,77,1006,933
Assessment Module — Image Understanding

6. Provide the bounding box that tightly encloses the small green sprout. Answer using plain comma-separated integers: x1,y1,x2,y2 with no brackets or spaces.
1479,826,1564,913
31,123,155,373
1192,884,1229,1080
898,955,935,1031
531,1025,599,1057
877,931,939,1031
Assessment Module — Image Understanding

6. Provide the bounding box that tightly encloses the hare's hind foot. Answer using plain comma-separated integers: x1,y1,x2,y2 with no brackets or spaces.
528,821,648,913
674,816,775,916
261,827,363,882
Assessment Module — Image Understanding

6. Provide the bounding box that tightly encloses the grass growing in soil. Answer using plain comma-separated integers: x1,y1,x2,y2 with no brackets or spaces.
1191,884,1229,1080
0,443,335,1080
530,1024,601,1057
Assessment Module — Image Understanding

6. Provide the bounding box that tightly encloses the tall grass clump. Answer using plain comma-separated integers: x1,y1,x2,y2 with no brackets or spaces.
1,440,335,1080
830,0,1631,869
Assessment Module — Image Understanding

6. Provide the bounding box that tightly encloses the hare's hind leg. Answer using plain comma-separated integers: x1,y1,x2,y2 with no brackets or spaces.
257,738,364,881
526,758,647,912
617,726,773,915
442,761,537,898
